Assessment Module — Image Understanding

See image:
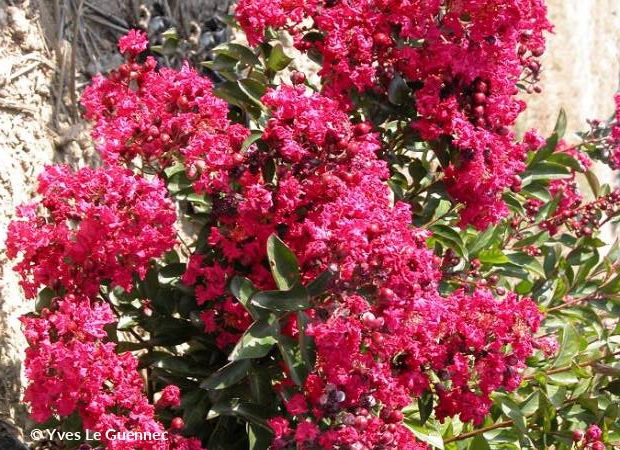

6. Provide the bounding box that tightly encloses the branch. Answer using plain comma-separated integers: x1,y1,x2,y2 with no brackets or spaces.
524,349,620,382
444,397,577,444
445,350,620,443
444,418,521,444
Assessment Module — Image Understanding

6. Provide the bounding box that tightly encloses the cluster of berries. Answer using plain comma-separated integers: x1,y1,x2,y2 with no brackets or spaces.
572,425,606,450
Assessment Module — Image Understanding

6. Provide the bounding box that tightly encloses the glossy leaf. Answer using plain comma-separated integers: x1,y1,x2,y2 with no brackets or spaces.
228,318,279,361
201,360,252,390
266,234,301,290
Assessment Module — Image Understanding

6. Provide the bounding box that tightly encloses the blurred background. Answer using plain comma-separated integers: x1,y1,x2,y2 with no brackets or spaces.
0,0,618,447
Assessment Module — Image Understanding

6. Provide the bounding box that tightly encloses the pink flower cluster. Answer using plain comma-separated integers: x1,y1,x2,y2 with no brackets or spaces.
19,295,201,449
268,287,541,449
610,94,620,169
7,134,199,445
73,32,543,448
118,29,149,57
81,39,249,188
572,424,606,450
235,0,551,229
7,165,177,298
526,141,592,235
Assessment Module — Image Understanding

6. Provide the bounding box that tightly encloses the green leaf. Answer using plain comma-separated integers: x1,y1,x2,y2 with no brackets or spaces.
585,170,601,197
573,251,599,287
161,27,178,40
158,263,186,283
506,252,545,278
478,248,509,264
566,248,596,266
297,311,316,369
430,224,468,259
547,371,579,385
248,423,274,450
214,81,261,118
543,245,559,278
513,231,550,249
251,284,310,312
523,181,553,202
523,161,572,182
116,341,150,352
601,274,620,294
164,162,185,178
208,399,271,430
200,360,252,390
204,53,239,73
266,234,301,290
494,394,528,434
229,276,260,319
537,391,556,431
388,73,410,105
36,287,55,312
182,389,210,432
278,336,307,385
241,130,264,152
405,422,444,449
213,42,261,66
553,324,582,368
166,170,192,195
528,133,558,167
468,225,499,255
267,44,293,71
418,391,434,425
143,266,160,300
148,319,197,346
503,192,526,215
238,78,267,107
548,152,584,172
248,366,275,409
228,318,278,361
468,435,491,450
553,108,568,139
179,191,211,207
154,356,205,377
306,268,334,297
117,312,140,330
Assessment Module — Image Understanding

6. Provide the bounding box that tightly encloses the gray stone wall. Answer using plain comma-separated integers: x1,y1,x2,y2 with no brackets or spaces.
521,1,620,138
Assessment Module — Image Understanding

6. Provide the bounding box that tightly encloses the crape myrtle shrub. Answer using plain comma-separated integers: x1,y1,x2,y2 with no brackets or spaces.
5,2,620,449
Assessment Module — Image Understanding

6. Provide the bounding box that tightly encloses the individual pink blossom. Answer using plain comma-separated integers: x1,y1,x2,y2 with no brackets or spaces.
156,385,182,409
118,29,149,57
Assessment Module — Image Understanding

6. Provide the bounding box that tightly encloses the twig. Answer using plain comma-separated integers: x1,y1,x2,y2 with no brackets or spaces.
445,350,620,443
524,350,620,382
444,397,579,444
176,232,193,257
83,1,129,29
0,99,37,116
84,12,130,33
423,204,462,229
69,0,85,122
77,15,96,66
444,418,517,444
99,288,150,347
408,180,442,199
5,61,42,84
55,0,67,59
53,44,68,128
